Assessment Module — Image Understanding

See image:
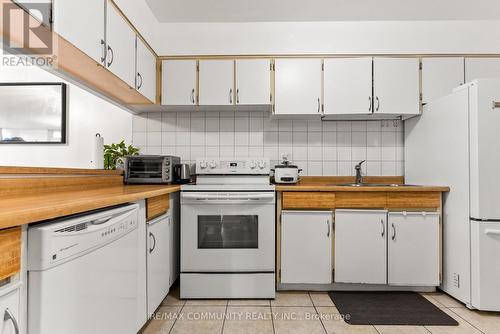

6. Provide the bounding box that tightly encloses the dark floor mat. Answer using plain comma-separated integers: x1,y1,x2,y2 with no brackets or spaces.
328,291,459,326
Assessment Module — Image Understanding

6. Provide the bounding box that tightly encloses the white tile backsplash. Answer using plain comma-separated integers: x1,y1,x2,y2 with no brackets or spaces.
132,111,404,176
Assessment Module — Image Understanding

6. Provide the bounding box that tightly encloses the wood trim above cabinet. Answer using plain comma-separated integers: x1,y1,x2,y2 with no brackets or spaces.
146,194,170,221
335,192,387,209
386,192,441,209
281,190,444,211
282,192,335,210
0,227,21,281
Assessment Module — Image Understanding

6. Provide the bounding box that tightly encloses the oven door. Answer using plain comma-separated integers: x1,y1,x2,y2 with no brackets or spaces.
181,192,275,272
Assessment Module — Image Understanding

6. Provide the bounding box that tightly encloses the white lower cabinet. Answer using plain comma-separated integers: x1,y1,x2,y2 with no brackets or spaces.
388,212,440,286
169,193,180,287
147,214,170,316
281,211,333,284
0,287,21,334
335,210,388,284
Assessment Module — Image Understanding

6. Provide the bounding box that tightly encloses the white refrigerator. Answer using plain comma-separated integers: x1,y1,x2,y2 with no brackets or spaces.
405,78,500,311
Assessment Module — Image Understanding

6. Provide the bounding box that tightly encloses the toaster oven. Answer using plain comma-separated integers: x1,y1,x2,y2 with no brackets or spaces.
124,155,180,184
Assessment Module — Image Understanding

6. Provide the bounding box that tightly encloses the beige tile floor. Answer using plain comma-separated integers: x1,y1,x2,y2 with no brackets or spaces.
141,287,500,334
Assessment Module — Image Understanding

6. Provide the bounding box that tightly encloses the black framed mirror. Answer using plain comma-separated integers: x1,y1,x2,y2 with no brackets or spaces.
0,82,67,144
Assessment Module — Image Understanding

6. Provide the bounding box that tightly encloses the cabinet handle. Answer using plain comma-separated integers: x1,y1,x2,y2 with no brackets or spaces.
107,45,114,67
327,219,330,237
4,308,20,334
149,232,156,253
100,39,106,64
236,89,240,104
376,96,380,112
391,223,396,241
369,96,372,112
381,219,385,237
137,73,143,89
190,89,195,104
317,98,321,113
229,89,233,104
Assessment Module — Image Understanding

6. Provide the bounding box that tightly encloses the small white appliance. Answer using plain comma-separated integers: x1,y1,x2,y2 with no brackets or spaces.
180,158,275,299
27,204,143,334
147,213,171,316
272,156,302,184
406,78,500,311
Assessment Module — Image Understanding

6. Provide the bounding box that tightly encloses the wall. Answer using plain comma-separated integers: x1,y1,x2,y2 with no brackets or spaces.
132,111,404,176
0,64,133,168
154,20,500,55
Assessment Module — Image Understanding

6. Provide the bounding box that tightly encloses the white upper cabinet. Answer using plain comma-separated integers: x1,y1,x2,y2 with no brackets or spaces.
335,209,388,284
324,58,373,115
235,59,271,105
106,1,136,88
53,0,105,64
465,58,500,82
422,58,464,104
388,212,440,286
199,60,234,105
274,59,322,115
373,58,421,115
162,60,198,105
136,37,157,103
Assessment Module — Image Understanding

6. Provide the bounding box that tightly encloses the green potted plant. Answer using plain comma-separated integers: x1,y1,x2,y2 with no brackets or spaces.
103,140,140,170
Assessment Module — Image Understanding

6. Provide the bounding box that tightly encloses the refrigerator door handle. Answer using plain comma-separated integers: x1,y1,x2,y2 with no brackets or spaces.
485,229,500,236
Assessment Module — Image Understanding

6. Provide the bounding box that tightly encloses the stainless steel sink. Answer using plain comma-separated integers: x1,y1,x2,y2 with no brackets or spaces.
329,183,418,187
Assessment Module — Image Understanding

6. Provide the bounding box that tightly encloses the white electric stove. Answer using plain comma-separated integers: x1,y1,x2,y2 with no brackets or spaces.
180,158,276,299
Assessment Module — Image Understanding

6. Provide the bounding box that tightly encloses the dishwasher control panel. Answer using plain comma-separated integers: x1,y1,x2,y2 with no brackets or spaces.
27,204,139,271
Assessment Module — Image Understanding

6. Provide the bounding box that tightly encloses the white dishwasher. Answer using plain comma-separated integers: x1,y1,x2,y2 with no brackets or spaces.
27,204,140,334
146,213,170,316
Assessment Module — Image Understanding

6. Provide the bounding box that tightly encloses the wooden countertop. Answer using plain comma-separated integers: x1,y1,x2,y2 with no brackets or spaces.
0,184,180,230
276,183,449,192
275,176,449,192
0,167,181,229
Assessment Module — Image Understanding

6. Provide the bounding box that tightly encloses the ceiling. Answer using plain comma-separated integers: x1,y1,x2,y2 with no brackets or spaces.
145,0,500,23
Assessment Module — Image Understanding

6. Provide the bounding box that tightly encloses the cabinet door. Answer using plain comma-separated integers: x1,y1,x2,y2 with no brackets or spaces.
136,37,157,103
281,211,332,284
324,58,373,115
199,60,234,105
335,209,387,284
0,288,21,334
388,212,439,286
235,59,271,105
147,215,170,316
274,59,322,115
106,1,136,87
422,58,464,104
162,60,197,105
373,58,420,115
53,0,105,64
465,58,500,82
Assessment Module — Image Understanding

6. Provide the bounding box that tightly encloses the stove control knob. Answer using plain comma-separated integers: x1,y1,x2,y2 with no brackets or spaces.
209,161,217,169
199,161,208,169
249,161,257,169
258,161,266,169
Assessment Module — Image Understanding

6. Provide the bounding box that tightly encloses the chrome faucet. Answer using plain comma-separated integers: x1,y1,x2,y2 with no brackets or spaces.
355,160,366,184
